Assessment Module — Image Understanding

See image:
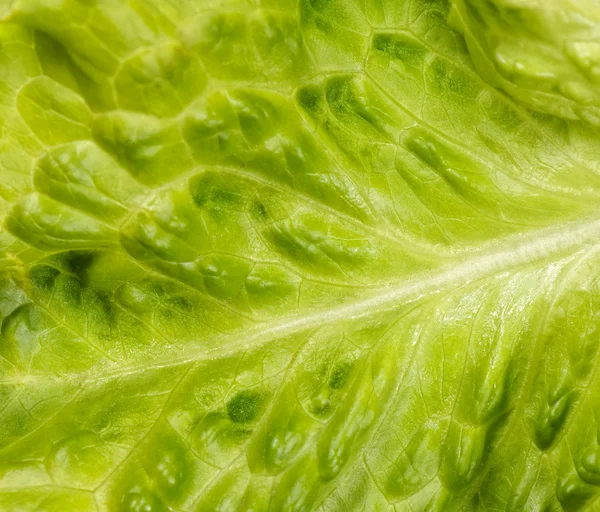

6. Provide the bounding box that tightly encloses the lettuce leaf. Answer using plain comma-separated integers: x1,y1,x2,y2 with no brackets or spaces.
1,0,600,510
451,0,600,125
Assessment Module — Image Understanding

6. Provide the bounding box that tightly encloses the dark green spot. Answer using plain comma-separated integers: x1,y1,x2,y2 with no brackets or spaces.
148,281,167,297
212,188,239,206
324,76,386,136
249,201,268,221
30,265,60,290
63,251,96,283
329,361,352,390
429,58,479,99
87,290,116,323
405,133,446,173
483,96,522,130
312,400,331,417
372,33,426,65
227,390,263,424
314,17,332,34
296,86,323,117
268,228,306,261
325,76,354,116
309,0,333,11
190,180,210,208
238,113,268,145
534,391,576,450
190,173,243,212
166,296,193,311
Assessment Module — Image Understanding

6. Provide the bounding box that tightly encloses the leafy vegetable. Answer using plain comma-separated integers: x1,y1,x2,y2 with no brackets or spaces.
0,0,599,510
450,0,600,124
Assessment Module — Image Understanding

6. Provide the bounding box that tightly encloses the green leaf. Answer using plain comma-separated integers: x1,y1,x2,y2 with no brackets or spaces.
450,0,600,125
0,0,600,510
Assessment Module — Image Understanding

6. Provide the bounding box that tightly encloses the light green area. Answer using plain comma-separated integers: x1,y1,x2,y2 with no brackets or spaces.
0,0,599,510
450,0,600,124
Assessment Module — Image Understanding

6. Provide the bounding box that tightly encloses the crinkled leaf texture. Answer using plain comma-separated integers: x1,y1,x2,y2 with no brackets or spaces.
1,0,600,511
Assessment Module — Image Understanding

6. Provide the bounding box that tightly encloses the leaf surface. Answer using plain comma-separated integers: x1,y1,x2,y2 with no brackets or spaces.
1,0,600,510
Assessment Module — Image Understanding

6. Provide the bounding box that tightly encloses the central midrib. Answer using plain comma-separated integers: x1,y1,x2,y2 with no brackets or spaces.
220,214,600,357
5,214,600,387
